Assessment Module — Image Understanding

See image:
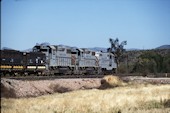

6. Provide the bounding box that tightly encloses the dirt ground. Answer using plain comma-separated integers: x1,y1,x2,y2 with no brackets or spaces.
1,78,101,98
1,76,170,98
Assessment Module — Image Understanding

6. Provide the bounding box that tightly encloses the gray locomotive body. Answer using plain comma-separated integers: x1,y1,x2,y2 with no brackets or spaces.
95,52,117,74
33,44,117,75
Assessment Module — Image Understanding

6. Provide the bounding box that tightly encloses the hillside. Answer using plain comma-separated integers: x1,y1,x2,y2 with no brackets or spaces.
118,49,170,74
156,45,170,49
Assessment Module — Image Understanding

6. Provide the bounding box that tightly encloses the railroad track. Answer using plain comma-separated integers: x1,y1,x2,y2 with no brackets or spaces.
2,74,104,81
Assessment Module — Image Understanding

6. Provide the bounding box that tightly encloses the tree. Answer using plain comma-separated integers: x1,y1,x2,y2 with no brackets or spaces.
132,58,157,75
107,38,127,73
162,54,170,73
140,51,163,73
132,51,168,74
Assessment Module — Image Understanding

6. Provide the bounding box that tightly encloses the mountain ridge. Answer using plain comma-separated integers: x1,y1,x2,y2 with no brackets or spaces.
1,44,170,52
155,45,170,49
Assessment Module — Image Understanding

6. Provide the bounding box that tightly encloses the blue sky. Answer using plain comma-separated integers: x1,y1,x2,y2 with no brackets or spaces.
1,0,170,50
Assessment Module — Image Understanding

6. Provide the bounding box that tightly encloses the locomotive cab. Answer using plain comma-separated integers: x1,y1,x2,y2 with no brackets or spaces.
95,52,117,74
33,44,58,75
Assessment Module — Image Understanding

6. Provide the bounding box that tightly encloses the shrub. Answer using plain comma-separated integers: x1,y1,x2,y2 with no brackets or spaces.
99,75,126,89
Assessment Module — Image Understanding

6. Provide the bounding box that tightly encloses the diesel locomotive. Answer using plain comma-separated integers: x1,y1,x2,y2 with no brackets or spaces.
0,49,46,76
0,43,117,76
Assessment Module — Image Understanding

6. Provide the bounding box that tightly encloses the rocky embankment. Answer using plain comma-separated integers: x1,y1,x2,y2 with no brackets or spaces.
1,76,170,98
1,78,101,98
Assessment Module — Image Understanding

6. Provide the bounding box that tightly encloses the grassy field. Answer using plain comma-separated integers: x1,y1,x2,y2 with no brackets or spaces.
1,83,170,113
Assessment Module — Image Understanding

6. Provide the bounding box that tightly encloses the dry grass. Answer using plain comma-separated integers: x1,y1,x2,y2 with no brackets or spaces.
100,75,127,89
1,83,170,113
